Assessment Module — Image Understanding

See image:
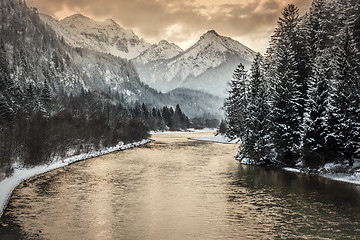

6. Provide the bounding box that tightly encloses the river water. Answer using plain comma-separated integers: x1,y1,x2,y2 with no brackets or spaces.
1,133,360,240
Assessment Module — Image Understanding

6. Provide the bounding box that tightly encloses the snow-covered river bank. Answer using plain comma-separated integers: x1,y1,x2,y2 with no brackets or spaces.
192,134,360,186
282,163,360,186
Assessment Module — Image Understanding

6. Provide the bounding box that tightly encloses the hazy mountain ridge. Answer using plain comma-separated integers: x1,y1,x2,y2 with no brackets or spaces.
164,88,224,118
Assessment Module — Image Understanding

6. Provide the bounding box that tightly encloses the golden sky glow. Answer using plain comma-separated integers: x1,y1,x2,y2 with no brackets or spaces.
26,0,312,53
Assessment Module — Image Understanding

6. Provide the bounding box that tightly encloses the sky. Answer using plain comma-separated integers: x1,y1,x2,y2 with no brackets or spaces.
26,0,313,53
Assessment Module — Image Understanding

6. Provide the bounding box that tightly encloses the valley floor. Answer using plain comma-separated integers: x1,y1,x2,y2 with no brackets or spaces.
0,139,152,218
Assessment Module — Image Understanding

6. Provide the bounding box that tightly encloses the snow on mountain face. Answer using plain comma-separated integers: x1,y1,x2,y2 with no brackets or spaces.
39,13,151,59
134,30,257,97
168,30,255,79
133,40,184,64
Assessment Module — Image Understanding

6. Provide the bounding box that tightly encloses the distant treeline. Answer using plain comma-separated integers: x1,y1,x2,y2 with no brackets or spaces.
225,0,360,168
129,101,220,131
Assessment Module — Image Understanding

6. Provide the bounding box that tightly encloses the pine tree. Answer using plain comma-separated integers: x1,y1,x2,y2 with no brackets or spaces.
162,106,173,129
173,104,185,130
0,96,15,122
270,4,303,166
141,103,149,119
332,26,360,165
224,63,248,141
0,40,10,92
302,0,336,167
218,120,227,134
41,80,52,102
245,53,271,164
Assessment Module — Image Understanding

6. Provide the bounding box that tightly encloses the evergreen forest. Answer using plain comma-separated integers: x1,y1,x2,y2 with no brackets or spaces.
225,0,360,169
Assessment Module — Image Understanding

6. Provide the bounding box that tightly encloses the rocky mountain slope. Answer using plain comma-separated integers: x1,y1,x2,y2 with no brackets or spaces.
40,13,151,59
133,40,184,65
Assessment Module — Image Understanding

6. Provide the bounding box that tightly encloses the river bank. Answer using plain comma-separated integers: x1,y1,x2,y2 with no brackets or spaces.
189,133,360,186
238,153,360,186
282,162,360,186
0,139,152,218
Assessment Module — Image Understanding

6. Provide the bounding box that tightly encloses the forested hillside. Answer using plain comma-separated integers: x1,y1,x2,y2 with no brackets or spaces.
225,0,360,169
0,0,192,177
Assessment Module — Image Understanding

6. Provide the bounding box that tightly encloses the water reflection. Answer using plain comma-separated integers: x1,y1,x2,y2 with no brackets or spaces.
1,133,360,240
228,164,360,239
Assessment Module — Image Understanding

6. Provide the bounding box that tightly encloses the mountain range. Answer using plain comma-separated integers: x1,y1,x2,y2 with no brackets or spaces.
39,13,151,59
1,2,256,119
133,30,256,97
40,13,256,99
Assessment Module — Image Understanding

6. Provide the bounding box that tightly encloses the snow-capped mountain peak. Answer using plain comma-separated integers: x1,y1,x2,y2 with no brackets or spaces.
39,13,151,59
200,30,220,39
194,30,255,62
133,40,184,65
61,13,90,22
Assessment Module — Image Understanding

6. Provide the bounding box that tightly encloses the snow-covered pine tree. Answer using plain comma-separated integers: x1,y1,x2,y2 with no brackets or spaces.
301,0,335,167
0,40,10,93
225,63,248,142
0,40,16,122
40,79,52,116
41,80,52,102
245,53,272,164
269,4,303,166
332,24,360,166
0,96,15,121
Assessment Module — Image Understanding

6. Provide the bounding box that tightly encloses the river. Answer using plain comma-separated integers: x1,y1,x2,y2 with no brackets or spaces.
1,132,360,239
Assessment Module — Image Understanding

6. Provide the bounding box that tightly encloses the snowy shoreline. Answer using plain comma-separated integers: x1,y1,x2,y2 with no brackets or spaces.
240,159,360,186
189,135,360,186
0,139,152,218
281,165,360,186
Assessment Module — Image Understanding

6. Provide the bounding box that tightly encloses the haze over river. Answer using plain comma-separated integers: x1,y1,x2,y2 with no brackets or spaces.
1,133,360,239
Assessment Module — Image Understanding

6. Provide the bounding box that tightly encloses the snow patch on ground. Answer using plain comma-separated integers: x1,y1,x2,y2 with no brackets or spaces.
321,172,360,185
239,158,258,165
0,139,152,218
191,134,240,144
319,161,360,185
282,167,302,173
